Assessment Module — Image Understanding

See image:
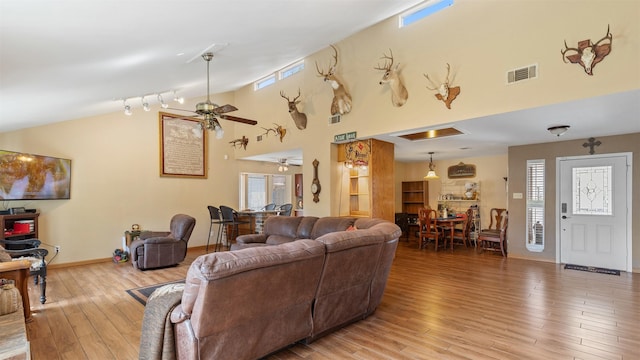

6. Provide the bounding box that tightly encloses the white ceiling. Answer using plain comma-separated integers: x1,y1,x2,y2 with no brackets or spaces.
1,1,638,165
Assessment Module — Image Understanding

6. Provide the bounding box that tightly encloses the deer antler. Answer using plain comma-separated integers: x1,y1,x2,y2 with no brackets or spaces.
423,73,439,90
229,136,249,150
315,44,339,77
374,48,394,71
280,90,290,101
444,63,451,84
593,24,612,48
561,40,581,63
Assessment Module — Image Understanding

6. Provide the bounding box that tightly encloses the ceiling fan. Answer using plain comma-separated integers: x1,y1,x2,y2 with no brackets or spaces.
170,52,258,138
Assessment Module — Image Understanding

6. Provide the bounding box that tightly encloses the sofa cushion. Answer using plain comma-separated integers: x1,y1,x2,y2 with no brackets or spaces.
262,216,303,239
309,217,356,239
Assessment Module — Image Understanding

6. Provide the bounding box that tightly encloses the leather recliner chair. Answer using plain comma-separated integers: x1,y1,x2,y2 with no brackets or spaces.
130,214,196,270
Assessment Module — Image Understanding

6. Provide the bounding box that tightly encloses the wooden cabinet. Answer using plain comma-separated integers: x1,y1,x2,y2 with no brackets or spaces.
398,181,429,241
338,139,394,222
1,212,39,245
402,181,429,215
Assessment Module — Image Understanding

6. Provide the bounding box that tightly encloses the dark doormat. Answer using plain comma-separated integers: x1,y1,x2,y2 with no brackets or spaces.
126,280,185,305
564,264,620,276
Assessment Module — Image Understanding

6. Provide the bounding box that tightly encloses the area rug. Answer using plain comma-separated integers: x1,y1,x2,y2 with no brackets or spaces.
126,280,185,305
564,264,620,276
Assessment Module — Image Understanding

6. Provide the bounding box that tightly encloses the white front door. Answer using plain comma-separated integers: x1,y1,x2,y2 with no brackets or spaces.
558,154,631,271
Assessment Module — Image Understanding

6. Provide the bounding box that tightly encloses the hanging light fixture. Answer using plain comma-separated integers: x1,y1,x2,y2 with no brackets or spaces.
277,158,289,172
123,99,132,116
547,125,570,137
200,114,224,139
157,94,169,109
424,152,440,180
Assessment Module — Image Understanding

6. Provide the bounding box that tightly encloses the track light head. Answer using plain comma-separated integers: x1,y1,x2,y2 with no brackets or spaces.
123,100,132,116
157,94,169,109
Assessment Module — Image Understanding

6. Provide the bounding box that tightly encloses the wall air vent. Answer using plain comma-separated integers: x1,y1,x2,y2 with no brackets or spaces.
507,64,537,84
328,114,341,125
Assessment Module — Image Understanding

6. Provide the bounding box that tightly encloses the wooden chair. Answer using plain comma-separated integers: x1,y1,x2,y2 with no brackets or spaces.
483,208,507,234
418,207,443,251
451,208,473,248
478,210,508,256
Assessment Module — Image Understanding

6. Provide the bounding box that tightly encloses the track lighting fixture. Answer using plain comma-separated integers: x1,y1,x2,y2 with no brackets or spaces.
157,94,169,109
141,97,150,112
123,100,132,116
424,152,440,180
173,91,184,104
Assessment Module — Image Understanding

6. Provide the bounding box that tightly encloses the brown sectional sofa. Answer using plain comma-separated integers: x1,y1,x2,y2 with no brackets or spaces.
158,216,400,360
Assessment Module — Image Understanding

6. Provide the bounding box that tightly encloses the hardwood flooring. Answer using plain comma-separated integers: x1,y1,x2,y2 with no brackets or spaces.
23,241,639,359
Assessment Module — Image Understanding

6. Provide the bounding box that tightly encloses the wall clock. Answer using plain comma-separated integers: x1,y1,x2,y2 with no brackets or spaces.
311,159,321,203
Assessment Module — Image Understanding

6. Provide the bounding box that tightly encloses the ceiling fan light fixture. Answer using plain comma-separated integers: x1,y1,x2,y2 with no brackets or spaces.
277,158,289,172
424,152,440,180
547,125,570,137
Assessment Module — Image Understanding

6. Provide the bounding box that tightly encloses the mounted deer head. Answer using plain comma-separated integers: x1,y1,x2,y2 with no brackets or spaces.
315,45,352,116
280,89,307,130
261,123,287,142
424,63,461,109
229,135,249,150
374,49,408,107
561,25,612,76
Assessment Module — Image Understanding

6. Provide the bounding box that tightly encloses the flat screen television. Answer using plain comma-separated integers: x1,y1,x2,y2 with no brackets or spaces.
0,150,71,200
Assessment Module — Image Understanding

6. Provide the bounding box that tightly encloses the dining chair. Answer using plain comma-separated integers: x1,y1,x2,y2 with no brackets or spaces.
418,207,443,251
219,205,250,247
478,210,508,256
484,208,507,234
451,208,473,248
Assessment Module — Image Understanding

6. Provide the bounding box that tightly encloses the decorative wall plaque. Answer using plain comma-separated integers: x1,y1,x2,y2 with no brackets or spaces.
447,162,476,179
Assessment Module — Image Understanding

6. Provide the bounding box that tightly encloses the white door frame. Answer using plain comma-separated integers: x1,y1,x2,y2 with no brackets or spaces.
555,152,633,272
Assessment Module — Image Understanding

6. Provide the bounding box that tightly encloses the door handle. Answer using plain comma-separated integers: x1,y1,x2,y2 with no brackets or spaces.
562,215,569,219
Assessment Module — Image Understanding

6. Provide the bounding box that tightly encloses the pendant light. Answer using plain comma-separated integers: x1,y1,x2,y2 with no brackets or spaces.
424,152,440,180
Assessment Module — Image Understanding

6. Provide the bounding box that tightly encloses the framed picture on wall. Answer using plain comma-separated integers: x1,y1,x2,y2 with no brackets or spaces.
159,112,208,178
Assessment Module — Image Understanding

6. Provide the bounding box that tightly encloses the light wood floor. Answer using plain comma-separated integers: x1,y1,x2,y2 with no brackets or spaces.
24,241,639,359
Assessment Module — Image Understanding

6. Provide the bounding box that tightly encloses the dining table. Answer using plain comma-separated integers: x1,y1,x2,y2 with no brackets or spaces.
436,216,466,251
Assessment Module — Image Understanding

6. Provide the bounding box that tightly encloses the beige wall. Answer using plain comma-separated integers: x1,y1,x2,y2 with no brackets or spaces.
508,133,640,271
0,0,637,265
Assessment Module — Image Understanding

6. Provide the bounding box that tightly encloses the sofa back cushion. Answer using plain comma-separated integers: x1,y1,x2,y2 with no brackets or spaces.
310,217,356,239
180,239,326,359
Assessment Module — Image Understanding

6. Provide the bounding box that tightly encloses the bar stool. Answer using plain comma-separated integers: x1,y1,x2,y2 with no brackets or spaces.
219,205,250,249
207,206,229,252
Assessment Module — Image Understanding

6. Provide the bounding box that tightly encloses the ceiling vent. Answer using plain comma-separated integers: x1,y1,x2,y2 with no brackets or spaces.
328,114,341,125
507,64,537,84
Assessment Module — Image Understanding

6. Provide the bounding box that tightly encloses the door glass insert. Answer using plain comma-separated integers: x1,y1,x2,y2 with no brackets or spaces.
572,166,612,215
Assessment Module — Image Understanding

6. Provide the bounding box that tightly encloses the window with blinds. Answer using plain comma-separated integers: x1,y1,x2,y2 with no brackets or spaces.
526,159,545,252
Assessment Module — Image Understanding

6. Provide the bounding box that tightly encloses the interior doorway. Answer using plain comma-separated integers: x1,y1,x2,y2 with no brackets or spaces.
556,153,632,271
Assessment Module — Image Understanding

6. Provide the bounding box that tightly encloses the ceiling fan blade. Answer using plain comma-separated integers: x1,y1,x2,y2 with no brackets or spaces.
219,114,258,125
213,104,238,114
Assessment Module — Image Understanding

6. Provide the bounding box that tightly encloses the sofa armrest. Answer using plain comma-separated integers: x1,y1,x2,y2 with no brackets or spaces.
170,304,189,324
143,236,177,244
235,234,267,245
140,231,170,240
